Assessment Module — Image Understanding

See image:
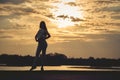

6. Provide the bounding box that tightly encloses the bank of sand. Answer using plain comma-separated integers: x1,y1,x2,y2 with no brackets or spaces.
0,71,120,80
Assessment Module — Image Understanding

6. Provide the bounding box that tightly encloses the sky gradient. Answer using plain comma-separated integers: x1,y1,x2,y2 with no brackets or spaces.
0,0,120,58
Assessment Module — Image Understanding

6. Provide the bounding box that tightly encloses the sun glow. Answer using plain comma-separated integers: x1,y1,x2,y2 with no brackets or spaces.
56,18,74,28
50,0,84,28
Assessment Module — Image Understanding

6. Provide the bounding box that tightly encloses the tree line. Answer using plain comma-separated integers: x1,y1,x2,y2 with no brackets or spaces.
0,53,120,67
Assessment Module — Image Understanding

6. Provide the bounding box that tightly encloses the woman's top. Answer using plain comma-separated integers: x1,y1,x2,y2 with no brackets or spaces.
35,29,51,42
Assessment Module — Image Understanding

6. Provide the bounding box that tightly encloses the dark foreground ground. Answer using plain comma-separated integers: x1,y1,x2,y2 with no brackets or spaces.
0,71,120,80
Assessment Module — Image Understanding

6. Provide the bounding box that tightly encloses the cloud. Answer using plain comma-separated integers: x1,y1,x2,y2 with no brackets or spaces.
93,28,108,32
46,14,55,19
0,0,52,16
100,6,120,12
95,0,115,4
57,15,68,19
0,0,27,4
39,0,49,1
48,33,120,58
0,16,14,30
66,2,77,6
0,35,13,39
0,29,15,39
62,33,119,43
56,15,85,22
52,28,120,43
105,22,120,26
111,16,120,19
0,4,36,15
70,17,85,22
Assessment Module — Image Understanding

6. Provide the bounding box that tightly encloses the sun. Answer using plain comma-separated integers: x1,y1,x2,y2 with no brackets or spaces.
56,18,74,28
50,0,84,28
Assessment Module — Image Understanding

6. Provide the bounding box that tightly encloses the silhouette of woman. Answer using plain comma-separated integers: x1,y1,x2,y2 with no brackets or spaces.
30,21,51,71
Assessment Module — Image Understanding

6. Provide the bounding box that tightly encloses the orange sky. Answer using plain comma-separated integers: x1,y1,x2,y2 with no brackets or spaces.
0,0,120,58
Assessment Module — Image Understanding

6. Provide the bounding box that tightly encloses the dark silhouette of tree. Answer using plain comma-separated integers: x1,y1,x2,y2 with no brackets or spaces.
46,53,67,65
0,53,120,67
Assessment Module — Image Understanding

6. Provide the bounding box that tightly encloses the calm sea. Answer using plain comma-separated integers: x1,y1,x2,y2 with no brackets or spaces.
0,65,120,71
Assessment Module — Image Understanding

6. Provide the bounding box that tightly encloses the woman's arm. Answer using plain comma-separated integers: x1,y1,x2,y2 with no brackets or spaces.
35,35,38,41
45,31,51,39
35,31,39,41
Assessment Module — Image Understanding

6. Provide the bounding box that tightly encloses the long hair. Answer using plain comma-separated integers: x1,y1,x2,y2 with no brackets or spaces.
40,21,47,31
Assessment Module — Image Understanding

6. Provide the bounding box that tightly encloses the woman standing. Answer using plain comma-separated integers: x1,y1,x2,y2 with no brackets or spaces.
30,21,51,71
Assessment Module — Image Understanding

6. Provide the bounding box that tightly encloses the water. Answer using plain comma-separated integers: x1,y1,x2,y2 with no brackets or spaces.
0,65,120,71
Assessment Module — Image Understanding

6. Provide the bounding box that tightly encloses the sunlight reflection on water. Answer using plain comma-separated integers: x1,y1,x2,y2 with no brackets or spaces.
0,65,120,71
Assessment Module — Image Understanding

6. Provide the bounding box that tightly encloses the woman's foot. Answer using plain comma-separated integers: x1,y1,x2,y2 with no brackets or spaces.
41,67,44,72
30,66,36,71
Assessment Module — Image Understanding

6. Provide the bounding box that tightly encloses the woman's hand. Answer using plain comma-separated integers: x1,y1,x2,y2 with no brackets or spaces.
45,32,51,39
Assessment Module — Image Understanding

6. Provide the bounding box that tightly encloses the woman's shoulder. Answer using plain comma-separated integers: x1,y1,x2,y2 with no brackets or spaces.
39,29,49,34
38,29,45,33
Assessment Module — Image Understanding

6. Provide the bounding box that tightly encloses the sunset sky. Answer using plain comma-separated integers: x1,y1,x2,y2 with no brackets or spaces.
0,0,120,58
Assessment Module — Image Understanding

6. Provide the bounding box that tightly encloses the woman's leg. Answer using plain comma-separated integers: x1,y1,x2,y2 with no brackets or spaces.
30,43,42,71
41,42,47,71
41,48,46,70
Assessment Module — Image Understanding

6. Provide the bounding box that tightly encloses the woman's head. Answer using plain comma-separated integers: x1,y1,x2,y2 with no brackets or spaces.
40,21,47,30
